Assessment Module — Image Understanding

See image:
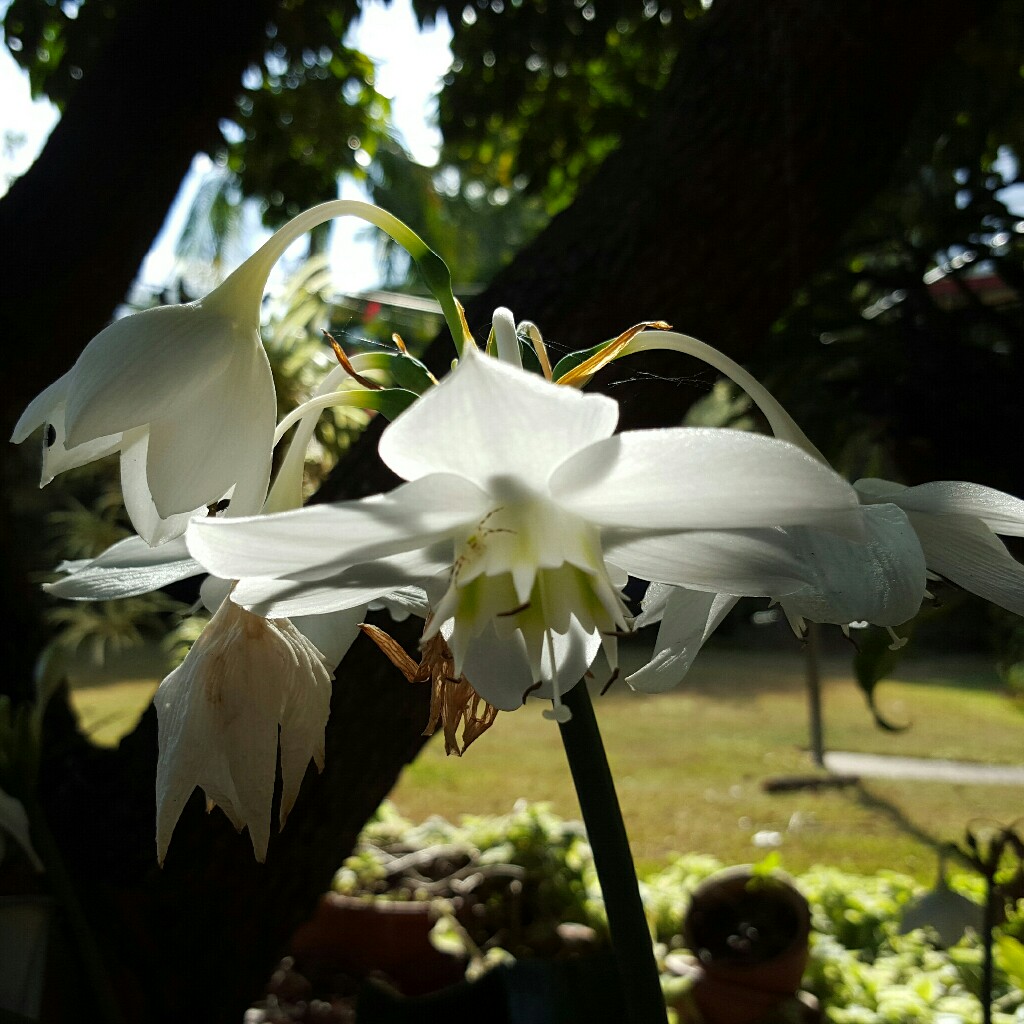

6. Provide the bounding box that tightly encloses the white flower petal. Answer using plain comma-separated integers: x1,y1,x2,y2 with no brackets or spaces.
231,546,450,617
378,342,619,489
780,504,926,626
854,477,907,501
633,580,673,630
145,344,275,518
453,619,531,710
883,480,1024,538
551,428,860,531
155,600,332,863
120,427,204,545
13,372,71,443
12,377,124,485
276,620,335,827
200,574,233,613
459,617,600,711
40,404,121,486
64,302,240,447
907,512,1024,616
188,474,488,582
44,534,200,600
370,586,430,621
627,589,737,693
291,606,365,669
604,528,815,596
491,307,523,368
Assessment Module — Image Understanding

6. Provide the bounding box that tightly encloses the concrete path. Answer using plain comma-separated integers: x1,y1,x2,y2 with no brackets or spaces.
824,751,1024,786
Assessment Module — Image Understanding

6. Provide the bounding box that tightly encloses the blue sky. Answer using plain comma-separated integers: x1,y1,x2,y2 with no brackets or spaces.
0,0,454,292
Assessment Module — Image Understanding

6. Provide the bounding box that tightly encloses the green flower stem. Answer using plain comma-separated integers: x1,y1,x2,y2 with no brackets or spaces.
558,683,668,1024
213,199,468,355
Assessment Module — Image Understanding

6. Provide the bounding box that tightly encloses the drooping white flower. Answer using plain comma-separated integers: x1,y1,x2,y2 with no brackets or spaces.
11,199,455,547
627,504,927,692
855,478,1024,615
12,275,277,546
154,594,335,863
42,374,413,862
188,338,862,720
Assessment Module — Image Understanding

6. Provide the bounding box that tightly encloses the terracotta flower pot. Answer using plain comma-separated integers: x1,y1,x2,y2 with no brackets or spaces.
289,893,466,996
679,866,815,1024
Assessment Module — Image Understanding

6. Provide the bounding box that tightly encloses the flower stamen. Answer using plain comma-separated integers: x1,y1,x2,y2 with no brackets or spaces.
886,626,909,651
323,330,382,390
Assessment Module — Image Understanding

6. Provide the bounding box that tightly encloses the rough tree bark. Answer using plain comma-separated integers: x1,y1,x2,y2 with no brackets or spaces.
14,1,988,1021
0,0,279,411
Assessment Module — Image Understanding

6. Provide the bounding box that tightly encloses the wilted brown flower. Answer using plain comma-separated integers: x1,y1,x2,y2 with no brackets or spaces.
359,623,498,755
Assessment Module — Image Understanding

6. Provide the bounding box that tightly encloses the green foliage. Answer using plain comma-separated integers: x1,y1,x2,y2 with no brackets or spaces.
228,38,391,229
1,0,397,223
758,1,1024,495
2,0,113,104
436,0,705,211
47,592,184,666
337,803,1024,1022
366,142,550,289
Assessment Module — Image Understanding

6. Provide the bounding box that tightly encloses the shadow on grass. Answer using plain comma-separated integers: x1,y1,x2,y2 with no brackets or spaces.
845,781,947,857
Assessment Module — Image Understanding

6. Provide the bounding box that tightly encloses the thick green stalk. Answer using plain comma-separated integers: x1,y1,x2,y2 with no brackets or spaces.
558,683,668,1024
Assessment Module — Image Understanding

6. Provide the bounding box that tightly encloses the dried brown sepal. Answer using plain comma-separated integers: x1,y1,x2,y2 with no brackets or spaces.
322,330,382,390
419,633,499,756
359,624,499,755
556,320,673,388
358,622,419,681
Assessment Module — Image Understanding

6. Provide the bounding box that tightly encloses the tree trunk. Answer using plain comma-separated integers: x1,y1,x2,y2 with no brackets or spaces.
0,0,278,413
0,0,278,694
25,2,986,1021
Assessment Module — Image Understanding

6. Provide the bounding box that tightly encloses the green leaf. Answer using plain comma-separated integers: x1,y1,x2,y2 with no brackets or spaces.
551,340,612,381
852,597,958,731
852,626,913,732
364,388,420,420
996,934,1024,988
353,352,436,395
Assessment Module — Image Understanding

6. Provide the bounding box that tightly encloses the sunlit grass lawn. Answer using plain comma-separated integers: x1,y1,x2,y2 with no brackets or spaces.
68,634,1024,881
389,638,1024,882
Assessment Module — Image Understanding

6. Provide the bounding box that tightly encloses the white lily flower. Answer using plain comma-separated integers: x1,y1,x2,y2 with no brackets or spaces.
855,478,1024,615
11,273,277,546
43,525,368,865
595,328,939,691
188,339,861,721
154,594,335,864
11,199,454,547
